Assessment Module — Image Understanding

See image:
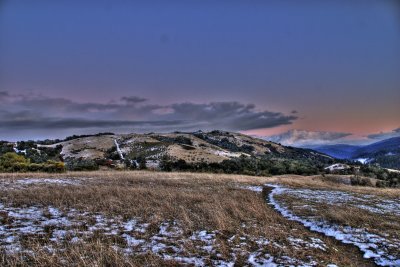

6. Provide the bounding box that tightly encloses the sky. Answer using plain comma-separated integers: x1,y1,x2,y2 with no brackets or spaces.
0,0,399,144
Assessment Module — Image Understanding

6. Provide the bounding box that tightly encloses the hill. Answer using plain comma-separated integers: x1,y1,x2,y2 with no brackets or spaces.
353,137,400,169
306,144,360,159
1,131,335,175
2,131,400,187
311,137,400,170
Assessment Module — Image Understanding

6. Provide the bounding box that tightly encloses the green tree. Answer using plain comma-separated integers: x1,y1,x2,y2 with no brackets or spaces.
0,153,30,172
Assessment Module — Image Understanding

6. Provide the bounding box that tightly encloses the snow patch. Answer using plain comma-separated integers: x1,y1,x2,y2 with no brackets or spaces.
241,185,263,193
324,163,350,171
267,184,400,266
213,150,242,158
276,187,400,216
355,158,371,164
0,178,84,190
0,202,323,266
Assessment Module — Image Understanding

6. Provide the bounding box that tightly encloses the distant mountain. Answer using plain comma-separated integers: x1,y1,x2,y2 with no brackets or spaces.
311,137,400,170
354,137,400,156
307,144,360,159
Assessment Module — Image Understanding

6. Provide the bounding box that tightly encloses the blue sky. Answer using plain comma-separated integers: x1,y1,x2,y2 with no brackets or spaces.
0,1,399,142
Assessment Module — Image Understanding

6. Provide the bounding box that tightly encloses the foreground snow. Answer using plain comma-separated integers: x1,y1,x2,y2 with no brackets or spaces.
279,187,400,216
0,201,327,266
0,178,84,190
267,184,400,267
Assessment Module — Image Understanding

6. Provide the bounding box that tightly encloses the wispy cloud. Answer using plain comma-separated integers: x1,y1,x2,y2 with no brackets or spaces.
265,127,400,147
265,129,352,147
367,128,400,140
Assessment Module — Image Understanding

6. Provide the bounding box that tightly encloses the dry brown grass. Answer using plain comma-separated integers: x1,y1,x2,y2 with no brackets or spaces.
277,193,400,236
0,171,380,266
269,174,400,198
0,242,173,267
270,175,400,264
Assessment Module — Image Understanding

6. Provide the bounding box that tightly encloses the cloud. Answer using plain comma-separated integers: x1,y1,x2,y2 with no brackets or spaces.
0,91,10,101
367,127,400,140
0,90,297,140
0,117,182,130
121,96,148,104
168,102,297,131
265,129,352,147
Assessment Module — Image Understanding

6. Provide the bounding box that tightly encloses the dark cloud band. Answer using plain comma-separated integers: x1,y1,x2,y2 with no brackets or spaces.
0,91,297,139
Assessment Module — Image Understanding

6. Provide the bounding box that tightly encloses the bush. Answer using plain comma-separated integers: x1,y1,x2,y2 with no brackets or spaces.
42,161,66,173
159,155,320,176
136,156,147,170
376,180,388,188
124,159,137,170
105,147,120,160
0,152,65,173
350,176,373,187
0,153,30,172
65,158,99,171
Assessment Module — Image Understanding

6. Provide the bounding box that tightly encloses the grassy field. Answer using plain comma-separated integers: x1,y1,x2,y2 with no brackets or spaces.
0,171,398,266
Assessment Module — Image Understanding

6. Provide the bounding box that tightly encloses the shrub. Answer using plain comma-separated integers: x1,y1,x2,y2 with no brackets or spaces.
350,176,373,187
0,152,65,173
65,158,99,171
124,159,137,170
376,180,387,188
0,153,30,172
137,156,147,170
42,161,66,173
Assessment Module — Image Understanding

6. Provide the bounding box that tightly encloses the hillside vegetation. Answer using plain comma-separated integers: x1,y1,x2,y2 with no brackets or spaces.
1,131,399,187
312,137,400,170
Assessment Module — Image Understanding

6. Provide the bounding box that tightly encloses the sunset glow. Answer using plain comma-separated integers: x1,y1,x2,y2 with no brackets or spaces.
1,1,399,144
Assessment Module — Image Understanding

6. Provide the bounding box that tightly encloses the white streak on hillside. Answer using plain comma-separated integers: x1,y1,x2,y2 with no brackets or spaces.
114,139,125,160
13,143,27,155
267,184,400,267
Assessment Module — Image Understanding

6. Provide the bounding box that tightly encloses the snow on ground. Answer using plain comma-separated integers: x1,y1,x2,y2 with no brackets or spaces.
0,201,324,266
145,159,160,169
288,237,327,251
277,187,400,216
15,178,81,186
386,168,400,173
267,184,400,267
0,178,84,190
240,185,263,193
324,163,350,172
13,147,27,155
355,158,371,164
212,150,242,158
